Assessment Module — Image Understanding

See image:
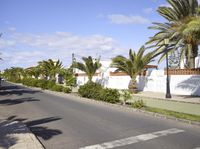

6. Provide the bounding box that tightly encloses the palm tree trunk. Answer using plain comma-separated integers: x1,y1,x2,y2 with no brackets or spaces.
128,76,137,94
188,45,198,68
88,75,92,83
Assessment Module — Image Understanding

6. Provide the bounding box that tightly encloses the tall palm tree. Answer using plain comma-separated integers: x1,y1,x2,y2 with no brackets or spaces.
59,68,76,87
73,56,102,82
37,61,49,79
3,67,24,81
111,46,155,93
39,59,63,81
25,66,40,79
147,0,200,68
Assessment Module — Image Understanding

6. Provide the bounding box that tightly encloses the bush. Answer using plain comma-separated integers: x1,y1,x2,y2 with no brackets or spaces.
100,88,120,103
62,87,71,93
46,80,56,89
35,79,48,89
121,90,132,105
78,82,120,103
22,78,38,87
51,85,64,92
132,100,145,109
13,79,22,83
78,82,102,99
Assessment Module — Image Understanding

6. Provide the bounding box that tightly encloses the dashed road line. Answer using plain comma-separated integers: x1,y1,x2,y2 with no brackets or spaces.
80,128,184,149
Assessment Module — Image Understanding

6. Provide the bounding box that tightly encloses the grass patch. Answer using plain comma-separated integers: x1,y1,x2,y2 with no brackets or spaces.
145,107,200,122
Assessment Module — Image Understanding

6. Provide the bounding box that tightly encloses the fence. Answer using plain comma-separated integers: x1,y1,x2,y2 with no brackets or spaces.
165,68,200,75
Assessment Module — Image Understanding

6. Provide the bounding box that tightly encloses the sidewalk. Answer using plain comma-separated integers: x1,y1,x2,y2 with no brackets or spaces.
135,91,200,104
132,91,200,116
0,120,43,149
0,120,44,149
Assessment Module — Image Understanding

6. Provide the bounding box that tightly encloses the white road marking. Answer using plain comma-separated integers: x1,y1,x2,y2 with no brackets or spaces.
80,128,184,149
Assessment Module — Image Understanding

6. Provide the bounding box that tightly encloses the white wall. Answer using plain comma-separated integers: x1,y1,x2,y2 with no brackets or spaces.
76,70,200,96
143,70,200,96
195,56,200,68
75,59,200,96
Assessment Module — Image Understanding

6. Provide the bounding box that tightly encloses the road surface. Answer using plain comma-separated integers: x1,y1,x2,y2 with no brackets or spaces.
0,81,200,149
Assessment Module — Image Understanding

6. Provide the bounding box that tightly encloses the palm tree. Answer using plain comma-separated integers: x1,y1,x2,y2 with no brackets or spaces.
147,0,200,68
73,56,102,82
111,46,155,93
59,68,76,87
25,66,40,79
37,61,49,79
39,59,63,81
3,67,24,81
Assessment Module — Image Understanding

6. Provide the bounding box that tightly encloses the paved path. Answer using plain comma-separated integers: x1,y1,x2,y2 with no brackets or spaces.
135,91,200,104
0,120,43,149
132,91,200,115
0,82,200,149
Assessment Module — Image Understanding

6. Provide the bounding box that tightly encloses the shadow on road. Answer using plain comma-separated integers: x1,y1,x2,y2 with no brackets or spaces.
0,116,62,148
0,85,22,90
7,116,62,140
0,89,41,96
0,97,40,106
0,82,41,96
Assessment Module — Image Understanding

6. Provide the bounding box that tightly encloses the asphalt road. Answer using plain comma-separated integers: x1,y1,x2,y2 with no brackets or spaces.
0,81,200,149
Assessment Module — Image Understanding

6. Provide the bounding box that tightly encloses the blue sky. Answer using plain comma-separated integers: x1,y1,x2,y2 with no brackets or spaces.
0,0,170,70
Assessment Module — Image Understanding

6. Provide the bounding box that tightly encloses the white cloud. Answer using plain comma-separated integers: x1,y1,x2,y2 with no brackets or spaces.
8,27,16,32
143,8,153,14
0,31,126,69
107,14,150,24
2,51,44,65
159,3,171,7
0,39,16,49
198,0,200,4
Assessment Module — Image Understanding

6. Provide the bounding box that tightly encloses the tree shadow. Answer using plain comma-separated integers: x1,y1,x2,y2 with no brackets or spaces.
176,76,200,97
0,116,62,148
0,120,25,148
9,116,62,140
0,97,40,106
0,89,41,96
0,82,41,96
0,81,23,90
137,76,146,91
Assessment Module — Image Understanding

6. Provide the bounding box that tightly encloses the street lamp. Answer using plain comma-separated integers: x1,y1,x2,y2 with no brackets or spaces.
164,38,171,98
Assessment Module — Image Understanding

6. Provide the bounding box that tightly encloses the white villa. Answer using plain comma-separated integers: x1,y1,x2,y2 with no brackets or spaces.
74,56,200,96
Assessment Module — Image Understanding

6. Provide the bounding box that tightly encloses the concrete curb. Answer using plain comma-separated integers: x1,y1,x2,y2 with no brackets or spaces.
7,81,200,127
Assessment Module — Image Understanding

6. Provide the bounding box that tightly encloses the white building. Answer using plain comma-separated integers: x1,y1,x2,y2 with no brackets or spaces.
75,58,200,96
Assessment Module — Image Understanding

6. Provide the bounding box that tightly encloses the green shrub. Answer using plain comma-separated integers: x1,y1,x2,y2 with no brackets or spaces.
35,79,48,89
78,82,102,99
22,78,38,87
63,87,71,93
132,100,145,109
14,79,22,83
46,80,56,89
100,88,120,103
121,90,132,105
51,85,64,92
21,78,71,93
78,82,120,103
